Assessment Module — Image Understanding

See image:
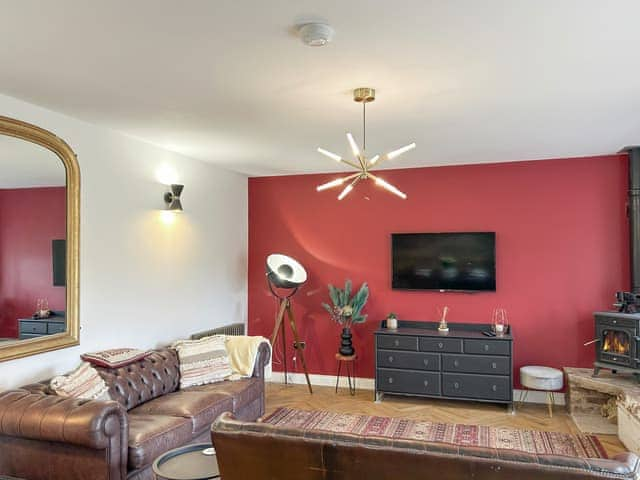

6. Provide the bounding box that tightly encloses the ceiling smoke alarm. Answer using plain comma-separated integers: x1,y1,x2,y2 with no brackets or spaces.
298,23,334,47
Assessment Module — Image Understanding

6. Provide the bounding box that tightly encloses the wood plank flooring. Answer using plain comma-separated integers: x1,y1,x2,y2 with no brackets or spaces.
265,382,626,457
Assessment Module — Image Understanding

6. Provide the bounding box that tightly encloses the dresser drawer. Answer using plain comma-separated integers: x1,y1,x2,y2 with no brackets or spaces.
442,373,511,401
377,350,440,371
19,333,42,340
19,321,47,335
48,322,66,334
377,335,418,351
377,369,441,396
464,339,510,356
442,354,510,375
420,337,462,353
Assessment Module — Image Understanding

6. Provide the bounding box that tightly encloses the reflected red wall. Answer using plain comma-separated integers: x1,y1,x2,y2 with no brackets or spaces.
248,155,629,385
0,187,66,338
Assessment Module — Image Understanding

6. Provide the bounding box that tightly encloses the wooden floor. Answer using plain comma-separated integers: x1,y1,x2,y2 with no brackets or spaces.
265,382,626,457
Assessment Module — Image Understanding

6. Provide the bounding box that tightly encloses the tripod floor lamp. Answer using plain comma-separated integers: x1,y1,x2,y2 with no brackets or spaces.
266,253,313,394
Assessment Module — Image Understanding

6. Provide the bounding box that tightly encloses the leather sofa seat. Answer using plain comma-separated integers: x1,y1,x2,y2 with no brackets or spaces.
127,414,193,470
189,377,262,411
130,390,234,433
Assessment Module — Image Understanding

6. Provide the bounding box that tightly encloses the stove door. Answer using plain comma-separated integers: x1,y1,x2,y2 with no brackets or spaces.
597,325,634,367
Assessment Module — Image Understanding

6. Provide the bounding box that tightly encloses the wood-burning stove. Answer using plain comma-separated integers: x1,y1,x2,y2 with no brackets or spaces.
593,312,640,375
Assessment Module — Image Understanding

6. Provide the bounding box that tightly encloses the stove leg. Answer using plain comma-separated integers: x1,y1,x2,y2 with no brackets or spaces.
592,366,601,377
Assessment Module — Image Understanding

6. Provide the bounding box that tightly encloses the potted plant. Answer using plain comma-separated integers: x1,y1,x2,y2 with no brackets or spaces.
322,279,369,356
386,312,398,329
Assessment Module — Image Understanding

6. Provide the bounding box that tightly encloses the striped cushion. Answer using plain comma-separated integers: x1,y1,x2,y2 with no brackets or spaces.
50,362,110,400
172,335,232,389
81,348,151,368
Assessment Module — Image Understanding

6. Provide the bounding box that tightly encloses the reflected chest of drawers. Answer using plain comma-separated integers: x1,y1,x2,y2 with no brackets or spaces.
374,321,513,409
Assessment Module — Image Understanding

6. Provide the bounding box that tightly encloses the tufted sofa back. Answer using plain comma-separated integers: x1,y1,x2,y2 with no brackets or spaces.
95,348,180,411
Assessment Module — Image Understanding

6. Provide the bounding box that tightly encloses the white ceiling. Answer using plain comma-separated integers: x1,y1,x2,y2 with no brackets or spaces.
0,135,65,188
1,0,639,176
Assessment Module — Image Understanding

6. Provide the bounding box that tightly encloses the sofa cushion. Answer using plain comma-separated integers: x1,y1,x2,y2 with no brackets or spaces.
49,362,110,400
130,390,234,433
187,377,261,410
172,336,232,389
127,413,193,470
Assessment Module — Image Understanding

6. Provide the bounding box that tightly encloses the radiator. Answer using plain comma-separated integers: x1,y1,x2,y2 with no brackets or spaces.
190,322,246,339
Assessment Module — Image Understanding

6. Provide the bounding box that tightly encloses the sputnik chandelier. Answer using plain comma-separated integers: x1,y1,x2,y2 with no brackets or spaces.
316,87,415,200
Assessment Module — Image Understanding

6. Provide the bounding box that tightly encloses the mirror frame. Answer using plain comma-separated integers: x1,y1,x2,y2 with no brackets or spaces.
0,116,79,362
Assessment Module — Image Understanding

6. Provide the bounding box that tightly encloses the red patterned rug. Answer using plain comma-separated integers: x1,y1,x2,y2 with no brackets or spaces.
263,408,607,459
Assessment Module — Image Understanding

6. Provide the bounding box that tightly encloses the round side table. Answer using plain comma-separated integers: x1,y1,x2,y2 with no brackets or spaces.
335,353,357,395
152,443,220,480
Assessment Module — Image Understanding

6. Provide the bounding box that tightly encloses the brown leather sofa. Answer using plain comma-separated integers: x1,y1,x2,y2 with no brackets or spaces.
0,343,270,480
211,412,640,480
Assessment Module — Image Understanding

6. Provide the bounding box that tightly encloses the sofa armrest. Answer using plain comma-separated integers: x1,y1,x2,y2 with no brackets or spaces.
252,341,271,379
0,389,127,449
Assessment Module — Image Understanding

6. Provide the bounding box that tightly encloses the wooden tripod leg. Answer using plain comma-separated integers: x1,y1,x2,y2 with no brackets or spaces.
270,299,288,384
286,303,313,394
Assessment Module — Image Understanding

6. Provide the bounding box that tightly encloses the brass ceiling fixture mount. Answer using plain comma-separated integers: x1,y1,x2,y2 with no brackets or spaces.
316,87,415,200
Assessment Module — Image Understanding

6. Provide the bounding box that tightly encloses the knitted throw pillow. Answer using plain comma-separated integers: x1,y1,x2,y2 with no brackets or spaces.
172,335,232,389
50,362,110,400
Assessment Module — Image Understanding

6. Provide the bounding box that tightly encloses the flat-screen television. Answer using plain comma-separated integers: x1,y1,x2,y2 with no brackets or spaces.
392,232,496,291
52,239,66,287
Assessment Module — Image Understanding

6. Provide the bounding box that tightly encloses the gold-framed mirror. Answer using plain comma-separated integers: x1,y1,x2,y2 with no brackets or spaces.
0,116,79,362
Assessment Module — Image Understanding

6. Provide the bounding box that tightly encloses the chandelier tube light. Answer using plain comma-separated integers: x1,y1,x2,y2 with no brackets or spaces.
316,88,414,200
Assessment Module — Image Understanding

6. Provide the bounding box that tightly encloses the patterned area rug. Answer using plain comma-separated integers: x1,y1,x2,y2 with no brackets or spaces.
263,408,607,459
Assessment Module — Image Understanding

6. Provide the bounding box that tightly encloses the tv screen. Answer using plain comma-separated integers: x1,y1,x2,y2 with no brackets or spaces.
52,239,66,287
392,232,496,291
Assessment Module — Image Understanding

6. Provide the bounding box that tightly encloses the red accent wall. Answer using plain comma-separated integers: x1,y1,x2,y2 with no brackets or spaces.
248,155,629,384
0,187,66,338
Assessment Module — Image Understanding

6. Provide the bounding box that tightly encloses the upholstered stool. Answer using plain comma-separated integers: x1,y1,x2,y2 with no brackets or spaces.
519,366,563,417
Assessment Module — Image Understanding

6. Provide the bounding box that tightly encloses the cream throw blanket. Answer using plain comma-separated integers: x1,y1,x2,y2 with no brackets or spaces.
225,335,272,380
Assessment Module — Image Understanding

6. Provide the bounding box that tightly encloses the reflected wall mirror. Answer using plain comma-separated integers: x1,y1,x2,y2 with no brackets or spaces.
0,116,79,361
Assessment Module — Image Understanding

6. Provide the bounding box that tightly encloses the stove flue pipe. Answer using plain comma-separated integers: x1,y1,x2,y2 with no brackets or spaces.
621,146,640,294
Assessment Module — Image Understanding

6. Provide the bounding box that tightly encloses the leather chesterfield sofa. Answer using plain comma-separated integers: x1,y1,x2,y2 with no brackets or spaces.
211,413,640,480
0,343,270,480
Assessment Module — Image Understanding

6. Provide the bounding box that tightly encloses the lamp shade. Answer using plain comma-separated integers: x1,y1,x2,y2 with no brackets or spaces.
266,254,307,289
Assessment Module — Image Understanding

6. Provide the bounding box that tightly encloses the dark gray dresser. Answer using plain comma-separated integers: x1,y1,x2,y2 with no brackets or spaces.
18,312,66,340
375,321,513,410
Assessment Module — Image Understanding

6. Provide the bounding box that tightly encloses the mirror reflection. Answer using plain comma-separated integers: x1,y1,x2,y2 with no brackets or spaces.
0,134,66,346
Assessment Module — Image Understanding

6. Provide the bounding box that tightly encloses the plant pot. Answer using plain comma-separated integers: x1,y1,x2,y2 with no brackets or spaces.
339,327,355,356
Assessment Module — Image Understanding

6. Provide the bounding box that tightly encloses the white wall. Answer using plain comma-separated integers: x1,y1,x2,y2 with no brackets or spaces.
0,93,248,388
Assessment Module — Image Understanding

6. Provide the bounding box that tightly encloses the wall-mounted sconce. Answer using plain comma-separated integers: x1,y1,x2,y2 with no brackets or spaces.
164,184,184,211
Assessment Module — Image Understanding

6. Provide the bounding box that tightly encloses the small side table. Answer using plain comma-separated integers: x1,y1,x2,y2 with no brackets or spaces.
152,443,220,480
335,353,357,395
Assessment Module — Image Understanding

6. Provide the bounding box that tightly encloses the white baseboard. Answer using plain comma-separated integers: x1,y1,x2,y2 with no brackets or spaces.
268,373,565,405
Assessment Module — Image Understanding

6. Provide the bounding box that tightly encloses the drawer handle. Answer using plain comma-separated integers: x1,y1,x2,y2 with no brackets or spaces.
484,344,489,352
492,362,497,369
423,359,429,366
492,385,497,392
423,380,429,387
454,382,460,389
453,360,460,367
388,377,394,384
438,342,444,349
388,356,394,363
394,339,400,347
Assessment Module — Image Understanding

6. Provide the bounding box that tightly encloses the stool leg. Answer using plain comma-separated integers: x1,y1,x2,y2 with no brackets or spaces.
347,361,353,395
519,389,528,407
547,392,553,418
335,361,342,394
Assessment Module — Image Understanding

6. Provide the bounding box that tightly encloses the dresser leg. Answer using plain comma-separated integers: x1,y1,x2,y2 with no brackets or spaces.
374,391,384,403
